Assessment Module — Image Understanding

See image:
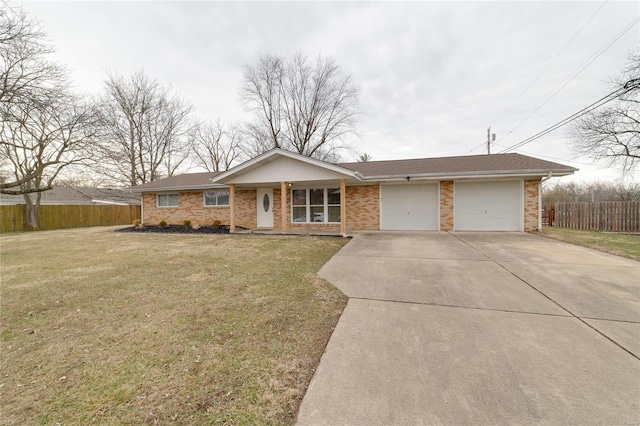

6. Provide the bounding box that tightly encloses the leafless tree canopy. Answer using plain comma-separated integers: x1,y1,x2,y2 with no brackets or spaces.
97,71,194,186
357,152,372,162
0,5,97,228
191,120,243,172
241,53,359,161
571,48,640,176
542,180,640,204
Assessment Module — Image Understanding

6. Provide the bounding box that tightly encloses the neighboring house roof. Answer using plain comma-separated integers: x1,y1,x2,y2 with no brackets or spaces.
339,153,577,179
129,149,577,192
0,187,141,205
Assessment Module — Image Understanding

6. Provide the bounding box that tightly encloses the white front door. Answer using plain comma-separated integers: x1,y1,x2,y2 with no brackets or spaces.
257,188,274,228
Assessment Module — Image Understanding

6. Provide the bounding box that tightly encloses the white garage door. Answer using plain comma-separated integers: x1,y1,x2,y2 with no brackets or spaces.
455,181,522,231
381,184,439,230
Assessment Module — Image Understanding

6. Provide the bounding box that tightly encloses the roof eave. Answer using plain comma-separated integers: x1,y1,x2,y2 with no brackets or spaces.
130,183,229,193
361,168,577,181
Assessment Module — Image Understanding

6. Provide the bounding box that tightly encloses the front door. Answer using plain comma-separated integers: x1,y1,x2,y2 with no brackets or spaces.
257,188,274,228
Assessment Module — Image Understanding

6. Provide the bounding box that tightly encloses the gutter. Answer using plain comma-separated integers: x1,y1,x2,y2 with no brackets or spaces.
360,169,574,182
129,183,229,193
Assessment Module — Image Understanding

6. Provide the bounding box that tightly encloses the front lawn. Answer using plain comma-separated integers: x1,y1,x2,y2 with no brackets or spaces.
541,227,640,261
0,228,348,425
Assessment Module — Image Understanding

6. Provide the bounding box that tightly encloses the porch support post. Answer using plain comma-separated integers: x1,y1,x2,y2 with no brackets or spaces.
229,184,236,234
340,178,346,237
281,181,288,234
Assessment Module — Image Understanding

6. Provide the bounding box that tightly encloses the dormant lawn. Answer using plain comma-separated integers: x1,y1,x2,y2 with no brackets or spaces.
0,227,348,425
541,227,640,261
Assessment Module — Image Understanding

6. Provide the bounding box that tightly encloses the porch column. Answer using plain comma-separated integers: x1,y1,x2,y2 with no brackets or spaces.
229,184,236,233
340,179,346,237
281,181,288,234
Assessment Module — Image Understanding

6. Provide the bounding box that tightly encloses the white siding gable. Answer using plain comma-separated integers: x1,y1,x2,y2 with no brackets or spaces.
227,157,349,184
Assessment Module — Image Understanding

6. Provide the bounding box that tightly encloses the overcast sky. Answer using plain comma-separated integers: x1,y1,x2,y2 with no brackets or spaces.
16,1,640,184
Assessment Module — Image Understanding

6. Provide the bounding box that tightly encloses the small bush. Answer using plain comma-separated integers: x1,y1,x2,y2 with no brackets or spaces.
132,219,141,227
212,220,221,227
159,220,167,227
183,220,191,227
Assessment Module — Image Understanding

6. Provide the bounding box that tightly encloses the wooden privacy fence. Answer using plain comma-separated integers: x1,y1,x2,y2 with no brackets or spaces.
0,204,141,233
548,201,640,233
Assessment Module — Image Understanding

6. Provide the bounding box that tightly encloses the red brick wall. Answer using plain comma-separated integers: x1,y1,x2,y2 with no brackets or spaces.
142,192,229,226
524,179,540,232
234,189,256,229
345,185,380,231
142,190,256,228
440,181,454,232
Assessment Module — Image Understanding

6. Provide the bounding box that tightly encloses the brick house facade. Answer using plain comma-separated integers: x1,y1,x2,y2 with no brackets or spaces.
132,149,575,234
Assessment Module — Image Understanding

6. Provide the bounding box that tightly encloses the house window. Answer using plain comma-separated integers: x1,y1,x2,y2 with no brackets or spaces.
291,188,341,223
157,193,178,207
204,190,229,206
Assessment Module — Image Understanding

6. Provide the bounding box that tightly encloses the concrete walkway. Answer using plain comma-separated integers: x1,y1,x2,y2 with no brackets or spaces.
297,232,640,425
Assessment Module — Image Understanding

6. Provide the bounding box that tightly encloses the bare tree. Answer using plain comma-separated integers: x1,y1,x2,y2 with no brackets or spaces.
97,71,193,186
0,5,97,229
571,49,640,176
191,120,243,172
241,53,359,160
542,180,640,204
357,152,372,162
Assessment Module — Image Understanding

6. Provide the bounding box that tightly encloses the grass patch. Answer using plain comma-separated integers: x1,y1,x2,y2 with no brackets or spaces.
540,227,640,261
0,228,348,425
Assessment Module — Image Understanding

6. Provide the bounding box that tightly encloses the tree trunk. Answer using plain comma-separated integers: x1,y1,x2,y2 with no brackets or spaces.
23,192,41,230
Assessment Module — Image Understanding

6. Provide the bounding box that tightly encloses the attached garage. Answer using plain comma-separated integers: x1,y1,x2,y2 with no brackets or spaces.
381,183,439,230
454,181,522,231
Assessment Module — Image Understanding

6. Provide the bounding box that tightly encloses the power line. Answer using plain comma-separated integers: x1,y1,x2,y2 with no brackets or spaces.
492,0,609,126
494,15,640,145
498,79,638,154
492,143,619,169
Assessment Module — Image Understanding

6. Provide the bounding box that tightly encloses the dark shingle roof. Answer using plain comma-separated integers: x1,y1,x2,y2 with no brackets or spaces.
129,152,577,192
130,171,223,191
338,153,576,177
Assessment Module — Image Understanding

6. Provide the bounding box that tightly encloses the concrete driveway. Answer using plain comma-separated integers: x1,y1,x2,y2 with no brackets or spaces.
297,232,640,425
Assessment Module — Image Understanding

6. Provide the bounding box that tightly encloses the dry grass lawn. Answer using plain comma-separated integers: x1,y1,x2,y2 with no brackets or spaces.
541,227,640,261
0,227,348,425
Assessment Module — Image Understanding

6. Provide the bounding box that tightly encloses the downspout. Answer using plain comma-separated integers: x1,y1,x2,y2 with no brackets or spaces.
538,171,552,231
140,194,144,224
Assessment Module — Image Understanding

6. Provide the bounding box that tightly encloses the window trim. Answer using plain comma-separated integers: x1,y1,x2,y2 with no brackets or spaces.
291,187,341,224
156,193,179,208
203,190,230,207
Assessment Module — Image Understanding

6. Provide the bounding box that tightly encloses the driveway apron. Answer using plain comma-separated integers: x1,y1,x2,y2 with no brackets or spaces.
296,232,640,425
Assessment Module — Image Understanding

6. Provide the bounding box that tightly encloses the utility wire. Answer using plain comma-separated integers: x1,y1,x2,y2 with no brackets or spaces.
498,79,639,154
495,16,640,145
492,0,609,126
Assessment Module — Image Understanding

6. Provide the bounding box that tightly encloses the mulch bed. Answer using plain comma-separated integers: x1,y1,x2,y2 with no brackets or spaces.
116,225,230,234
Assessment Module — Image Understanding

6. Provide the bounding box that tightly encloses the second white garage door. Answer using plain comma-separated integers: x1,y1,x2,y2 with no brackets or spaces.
454,181,522,231
381,184,439,230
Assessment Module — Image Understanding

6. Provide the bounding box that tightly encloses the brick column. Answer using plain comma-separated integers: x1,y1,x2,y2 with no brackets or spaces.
281,181,288,234
229,184,236,233
340,179,346,237
440,181,454,232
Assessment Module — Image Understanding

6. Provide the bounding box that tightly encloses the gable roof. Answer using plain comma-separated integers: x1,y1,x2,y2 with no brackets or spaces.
339,153,576,179
211,148,361,184
130,150,577,192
